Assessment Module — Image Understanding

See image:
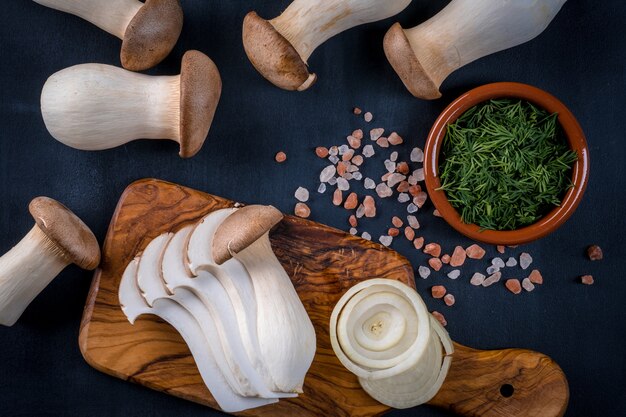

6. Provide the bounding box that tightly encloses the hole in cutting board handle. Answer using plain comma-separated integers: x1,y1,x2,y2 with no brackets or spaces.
500,384,514,398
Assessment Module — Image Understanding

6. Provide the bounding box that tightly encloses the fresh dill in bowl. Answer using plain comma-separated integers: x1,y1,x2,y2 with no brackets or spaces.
437,99,578,231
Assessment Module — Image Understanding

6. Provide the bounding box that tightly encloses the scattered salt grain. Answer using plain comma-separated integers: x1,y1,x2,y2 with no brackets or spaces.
364,178,376,189
352,155,364,166
407,215,420,229
294,203,310,218
528,269,543,285
410,147,424,163
390,151,398,162
506,279,522,294
581,275,594,285
587,245,603,261
352,172,363,181
387,173,406,188
317,183,326,193
370,128,384,141
362,145,375,158
348,164,359,172
376,137,389,148
396,163,410,175
497,245,506,254
338,144,350,155
404,226,415,241
506,257,518,267
363,196,376,217
418,266,431,279
429,258,443,271
350,228,357,235
433,209,442,217
424,243,442,257
344,192,358,210
388,132,403,145
294,187,309,202
375,183,393,198
492,257,505,269
329,146,338,156
379,235,393,247
352,129,364,140
336,177,350,191
342,173,353,181
315,147,329,158
441,254,450,264
520,253,533,270
347,136,361,149
392,216,403,228
431,285,446,299
361,232,371,240
384,160,396,173
356,204,365,218
320,165,336,183
407,203,418,213
447,270,461,280
522,278,535,292
333,189,343,206
275,152,287,163
413,169,425,182
482,271,502,287
444,294,456,307
450,246,467,267
364,112,373,122
398,193,410,203
349,215,357,227
486,265,500,275
328,177,337,185
470,273,485,286
353,107,362,115
465,244,486,260
413,237,425,250
413,192,428,208
329,155,339,164
342,149,354,161
431,311,447,327
388,228,400,237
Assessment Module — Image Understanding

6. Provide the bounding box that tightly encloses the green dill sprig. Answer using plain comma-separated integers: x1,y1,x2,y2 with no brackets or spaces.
437,99,578,231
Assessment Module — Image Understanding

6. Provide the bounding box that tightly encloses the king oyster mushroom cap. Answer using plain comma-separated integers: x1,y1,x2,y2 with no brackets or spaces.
0,197,100,326
40,50,221,158
242,0,411,91
33,0,183,71
160,226,297,399
212,205,284,265
383,0,567,99
119,258,277,412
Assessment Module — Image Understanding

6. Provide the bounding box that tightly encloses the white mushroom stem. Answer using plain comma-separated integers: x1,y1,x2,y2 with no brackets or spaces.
271,0,412,64
0,227,69,327
385,0,567,99
330,279,454,408
41,64,180,151
33,0,142,39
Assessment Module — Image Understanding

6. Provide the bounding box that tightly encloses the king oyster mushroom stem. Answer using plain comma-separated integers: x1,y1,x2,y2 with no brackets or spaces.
242,0,411,91
0,197,100,327
330,279,454,408
384,0,567,99
33,0,183,71
40,50,221,158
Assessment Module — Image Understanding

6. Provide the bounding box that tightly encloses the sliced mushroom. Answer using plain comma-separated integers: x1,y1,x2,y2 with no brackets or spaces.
33,0,183,71
40,50,221,158
243,0,411,90
0,197,100,326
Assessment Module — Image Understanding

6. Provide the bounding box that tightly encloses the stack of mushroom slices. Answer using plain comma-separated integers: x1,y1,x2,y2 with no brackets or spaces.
119,205,317,412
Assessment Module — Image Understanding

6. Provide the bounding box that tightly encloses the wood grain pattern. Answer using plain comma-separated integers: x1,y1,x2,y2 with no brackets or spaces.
79,179,568,417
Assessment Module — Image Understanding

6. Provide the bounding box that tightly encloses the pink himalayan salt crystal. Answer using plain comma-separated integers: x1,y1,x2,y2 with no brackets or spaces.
370,128,384,141
444,294,456,306
376,183,393,198
392,216,403,227
347,135,361,149
413,192,428,208
364,112,373,122
428,257,443,271
404,226,415,241
465,244,486,260
294,203,310,218
522,278,535,292
397,180,410,192
424,243,442,257
581,275,594,285
387,173,406,188
388,132,403,145
431,311,447,327
376,137,389,148
529,269,543,285
363,196,376,218
414,237,425,250
362,145,375,158
449,246,467,267
333,188,343,206
482,271,502,287
431,285,446,299
344,192,358,210
352,129,364,140
352,155,364,166
497,245,506,254
441,254,450,264
505,279,522,295
470,273,485,286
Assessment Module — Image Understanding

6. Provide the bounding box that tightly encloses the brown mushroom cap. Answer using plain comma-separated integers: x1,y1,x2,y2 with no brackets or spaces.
121,0,183,71
28,197,101,270
178,50,222,158
383,23,441,100
242,11,316,91
212,205,284,265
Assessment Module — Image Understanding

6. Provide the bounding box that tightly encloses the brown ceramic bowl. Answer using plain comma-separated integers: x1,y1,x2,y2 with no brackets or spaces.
424,82,589,245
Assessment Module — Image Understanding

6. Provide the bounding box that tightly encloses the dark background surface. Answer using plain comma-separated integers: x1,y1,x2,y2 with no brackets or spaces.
1,1,625,416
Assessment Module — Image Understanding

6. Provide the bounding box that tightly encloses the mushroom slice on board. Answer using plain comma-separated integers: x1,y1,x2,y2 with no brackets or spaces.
161,225,296,399
205,206,316,393
384,0,567,99
243,0,411,91
119,258,276,412
0,197,100,326
33,0,183,71
41,50,221,158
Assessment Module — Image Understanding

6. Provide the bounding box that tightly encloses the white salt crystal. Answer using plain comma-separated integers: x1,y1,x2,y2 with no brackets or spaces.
328,177,337,185
370,128,384,141
418,266,431,279
486,265,500,275
447,270,461,280
390,151,398,162
350,228,357,235
338,144,349,155
470,272,485,286
361,232,371,240
408,173,418,185
336,177,350,191
352,172,363,181
364,178,376,189
506,257,518,267
482,271,502,287
362,144,375,158
348,164,359,172
520,253,533,270
492,257,505,268
320,165,336,183
342,173,353,180
522,278,535,292
410,147,424,163
294,187,309,202
328,155,339,164
376,183,393,198
407,215,420,229
356,204,365,218
413,168,425,182
407,203,418,213
384,160,396,173
387,173,406,188
398,193,410,203
329,146,338,156
379,235,393,247
317,183,326,193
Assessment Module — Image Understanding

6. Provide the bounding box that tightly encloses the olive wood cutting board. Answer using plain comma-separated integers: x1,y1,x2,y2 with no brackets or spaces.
79,179,569,417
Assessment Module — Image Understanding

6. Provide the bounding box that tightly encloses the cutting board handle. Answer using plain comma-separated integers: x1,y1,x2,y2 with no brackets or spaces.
428,343,569,417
